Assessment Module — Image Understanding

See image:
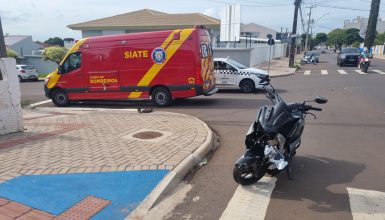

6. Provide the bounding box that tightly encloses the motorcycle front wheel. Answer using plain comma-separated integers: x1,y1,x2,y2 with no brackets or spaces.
233,164,266,185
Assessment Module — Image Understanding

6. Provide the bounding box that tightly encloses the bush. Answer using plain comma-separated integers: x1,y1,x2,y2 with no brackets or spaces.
6,48,18,58
42,46,68,64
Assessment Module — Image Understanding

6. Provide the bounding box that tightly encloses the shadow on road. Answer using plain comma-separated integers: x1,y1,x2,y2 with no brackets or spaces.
270,155,365,213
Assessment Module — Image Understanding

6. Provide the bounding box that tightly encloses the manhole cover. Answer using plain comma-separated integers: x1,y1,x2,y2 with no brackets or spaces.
133,131,163,139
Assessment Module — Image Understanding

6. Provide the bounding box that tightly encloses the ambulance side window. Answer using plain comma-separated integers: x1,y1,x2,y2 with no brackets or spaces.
62,52,82,74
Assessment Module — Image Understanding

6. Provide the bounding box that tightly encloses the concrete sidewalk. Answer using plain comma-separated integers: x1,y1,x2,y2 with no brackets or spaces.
0,107,216,219
256,57,297,78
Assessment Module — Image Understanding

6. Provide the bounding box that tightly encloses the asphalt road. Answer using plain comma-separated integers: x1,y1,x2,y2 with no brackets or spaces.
20,53,385,219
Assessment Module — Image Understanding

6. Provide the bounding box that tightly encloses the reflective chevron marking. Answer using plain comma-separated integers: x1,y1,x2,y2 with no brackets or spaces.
338,70,348,75
220,177,276,220
373,69,385,74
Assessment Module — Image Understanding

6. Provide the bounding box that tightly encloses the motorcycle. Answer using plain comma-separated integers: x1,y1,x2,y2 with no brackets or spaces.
300,55,316,65
233,82,327,185
359,57,370,73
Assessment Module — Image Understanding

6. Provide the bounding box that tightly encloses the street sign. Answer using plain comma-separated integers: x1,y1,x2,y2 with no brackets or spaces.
267,39,275,46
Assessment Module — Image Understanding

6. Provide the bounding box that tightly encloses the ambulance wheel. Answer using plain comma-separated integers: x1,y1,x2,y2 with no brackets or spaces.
240,79,255,93
51,89,70,107
151,87,172,107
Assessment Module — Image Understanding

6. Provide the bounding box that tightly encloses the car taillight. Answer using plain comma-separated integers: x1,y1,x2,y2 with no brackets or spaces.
20,70,26,73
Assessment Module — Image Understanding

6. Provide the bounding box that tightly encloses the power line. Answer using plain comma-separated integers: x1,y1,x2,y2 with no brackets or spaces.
207,0,293,7
302,1,371,11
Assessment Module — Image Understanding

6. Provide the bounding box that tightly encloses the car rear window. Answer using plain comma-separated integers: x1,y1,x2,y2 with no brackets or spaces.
20,65,35,70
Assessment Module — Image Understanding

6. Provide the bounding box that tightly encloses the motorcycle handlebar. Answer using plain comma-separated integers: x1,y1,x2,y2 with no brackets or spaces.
305,105,322,111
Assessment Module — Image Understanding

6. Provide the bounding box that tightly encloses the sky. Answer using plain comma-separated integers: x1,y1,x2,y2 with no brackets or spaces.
0,0,383,42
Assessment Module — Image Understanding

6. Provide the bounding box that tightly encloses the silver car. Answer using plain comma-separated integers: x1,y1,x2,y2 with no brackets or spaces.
16,65,38,82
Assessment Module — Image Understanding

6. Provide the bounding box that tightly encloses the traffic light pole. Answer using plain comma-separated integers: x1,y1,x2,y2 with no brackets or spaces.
289,0,301,67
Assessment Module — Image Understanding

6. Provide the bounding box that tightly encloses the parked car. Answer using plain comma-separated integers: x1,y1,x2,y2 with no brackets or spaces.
213,58,270,93
304,51,320,63
16,65,38,82
337,48,360,66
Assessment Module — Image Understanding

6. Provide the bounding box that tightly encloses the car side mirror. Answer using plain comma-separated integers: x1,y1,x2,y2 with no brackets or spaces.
315,96,328,104
57,65,63,74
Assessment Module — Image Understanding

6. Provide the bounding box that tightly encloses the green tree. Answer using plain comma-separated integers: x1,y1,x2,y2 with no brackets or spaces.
314,32,328,45
44,37,64,47
6,48,18,58
328,29,346,49
42,46,68,64
345,28,363,45
374,32,385,45
352,41,361,48
301,34,315,50
365,0,381,48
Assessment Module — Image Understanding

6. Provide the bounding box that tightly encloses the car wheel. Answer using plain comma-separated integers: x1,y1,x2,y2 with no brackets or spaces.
51,89,70,107
240,79,255,93
18,76,22,82
151,87,172,107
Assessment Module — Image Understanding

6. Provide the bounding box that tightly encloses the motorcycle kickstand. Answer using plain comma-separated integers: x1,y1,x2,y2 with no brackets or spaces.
286,164,294,180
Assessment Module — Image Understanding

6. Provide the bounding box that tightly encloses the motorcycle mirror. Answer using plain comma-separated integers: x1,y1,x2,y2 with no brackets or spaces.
314,97,328,104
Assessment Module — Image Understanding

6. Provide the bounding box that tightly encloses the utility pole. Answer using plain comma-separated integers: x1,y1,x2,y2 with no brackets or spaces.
365,0,381,49
289,0,301,67
304,6,314,52
0,17,7,80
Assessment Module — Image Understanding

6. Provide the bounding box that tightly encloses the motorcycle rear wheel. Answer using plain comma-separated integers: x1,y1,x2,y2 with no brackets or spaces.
233,164,266,185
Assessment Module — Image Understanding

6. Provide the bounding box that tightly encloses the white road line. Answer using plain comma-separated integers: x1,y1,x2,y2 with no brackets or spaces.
355,69,367,75
338,70,348,75
347,187,385,220
220,177,276,220
29,100,52,108
372,69,385,75
321,70,328,75
304,70,311,75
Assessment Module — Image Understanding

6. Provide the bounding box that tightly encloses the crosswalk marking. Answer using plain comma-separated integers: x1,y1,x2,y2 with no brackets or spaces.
373,69,385,74
338,70,348,75
354,69,367,75
301,69,385,75
347,187,385,220
321,70,328,75
220,177,276,220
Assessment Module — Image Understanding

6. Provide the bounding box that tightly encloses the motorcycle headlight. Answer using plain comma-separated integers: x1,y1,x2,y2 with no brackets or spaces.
275,133,286,149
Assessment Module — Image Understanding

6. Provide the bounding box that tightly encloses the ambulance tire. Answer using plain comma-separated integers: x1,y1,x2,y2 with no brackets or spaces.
240,79,255,93
51,89,70,107
151,87,172,107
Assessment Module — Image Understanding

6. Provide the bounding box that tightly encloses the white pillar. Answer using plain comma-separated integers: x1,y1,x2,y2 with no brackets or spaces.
0,58,23,135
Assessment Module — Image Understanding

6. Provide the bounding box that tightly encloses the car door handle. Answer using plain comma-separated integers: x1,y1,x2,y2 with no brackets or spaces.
77,74,84,77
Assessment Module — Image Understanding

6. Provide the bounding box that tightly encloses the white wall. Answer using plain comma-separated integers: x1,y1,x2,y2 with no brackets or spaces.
0,58,24,135
8,36,42,57
250,43,287,66
213,48,253,66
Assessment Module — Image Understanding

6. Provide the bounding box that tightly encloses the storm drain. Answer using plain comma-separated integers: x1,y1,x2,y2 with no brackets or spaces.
123,129,173,142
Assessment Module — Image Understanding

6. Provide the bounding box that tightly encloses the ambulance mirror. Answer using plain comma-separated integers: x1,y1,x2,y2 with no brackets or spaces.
57,65,63,74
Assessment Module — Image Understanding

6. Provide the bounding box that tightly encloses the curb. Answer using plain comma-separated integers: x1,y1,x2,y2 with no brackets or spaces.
270,72,295,78
126,113,218,220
